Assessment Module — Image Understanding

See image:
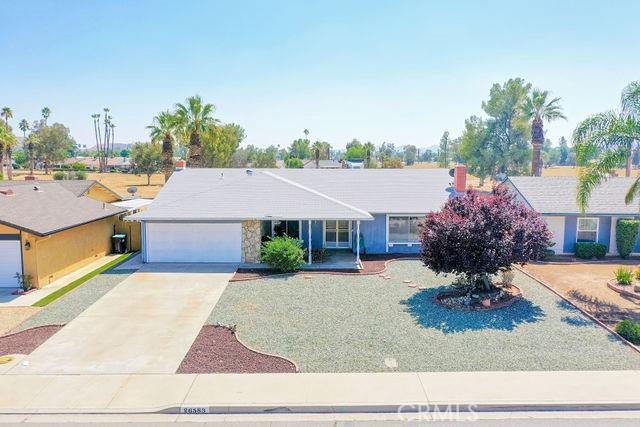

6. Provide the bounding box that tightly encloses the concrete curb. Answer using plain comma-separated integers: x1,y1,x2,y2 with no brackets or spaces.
5,401,640,416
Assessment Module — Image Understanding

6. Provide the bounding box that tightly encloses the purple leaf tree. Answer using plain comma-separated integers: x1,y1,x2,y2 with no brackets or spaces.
420,186,552,292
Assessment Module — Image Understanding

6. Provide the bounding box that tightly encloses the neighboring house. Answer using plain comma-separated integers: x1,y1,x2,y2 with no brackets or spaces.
0,181,127,288
303,159,343,169
503,176,640,256
129,167,465,264
61,157,132,171
56,179,123,203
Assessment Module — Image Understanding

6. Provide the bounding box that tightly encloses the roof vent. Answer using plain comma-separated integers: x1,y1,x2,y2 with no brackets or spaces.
0,188,14,196
246,169,253,176
220,172,224,179
33,186,41,192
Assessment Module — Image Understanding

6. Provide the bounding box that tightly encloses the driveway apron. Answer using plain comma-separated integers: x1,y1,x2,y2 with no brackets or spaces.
7,263,236,375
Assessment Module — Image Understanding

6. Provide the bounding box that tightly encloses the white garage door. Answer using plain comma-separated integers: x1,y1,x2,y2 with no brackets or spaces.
145,222,242,263
0,238,22,287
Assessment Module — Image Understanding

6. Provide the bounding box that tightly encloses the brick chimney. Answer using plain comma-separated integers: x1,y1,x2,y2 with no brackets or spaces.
454,164,467,193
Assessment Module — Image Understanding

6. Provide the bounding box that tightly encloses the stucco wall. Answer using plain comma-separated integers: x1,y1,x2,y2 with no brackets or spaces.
85,185,120,203
241,220,262,263
115,218,141,251
0,224,19,235
562,215,614,254
22,216,116,288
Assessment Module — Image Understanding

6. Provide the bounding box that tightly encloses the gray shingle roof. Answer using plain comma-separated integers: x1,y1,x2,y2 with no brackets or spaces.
130,168,453,221
506,176,640,215
57,180,122,200
0,181,126,236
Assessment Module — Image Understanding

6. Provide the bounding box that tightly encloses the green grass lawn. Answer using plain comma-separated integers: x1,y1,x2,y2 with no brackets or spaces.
209,260,640,373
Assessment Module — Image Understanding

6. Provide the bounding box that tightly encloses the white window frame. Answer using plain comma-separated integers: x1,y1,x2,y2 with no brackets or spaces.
576,217,599,243
323,220,352,249
386,214,422,250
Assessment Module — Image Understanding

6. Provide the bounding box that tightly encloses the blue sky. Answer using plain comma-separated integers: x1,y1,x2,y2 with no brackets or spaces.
2,0,639,149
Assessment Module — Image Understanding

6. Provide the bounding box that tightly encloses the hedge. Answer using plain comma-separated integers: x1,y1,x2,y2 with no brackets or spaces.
574,242,607,259
616,320,640,344
616,219,640,259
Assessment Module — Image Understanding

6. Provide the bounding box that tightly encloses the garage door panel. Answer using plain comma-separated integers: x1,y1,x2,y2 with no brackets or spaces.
146,222,241,263
0,238,22,287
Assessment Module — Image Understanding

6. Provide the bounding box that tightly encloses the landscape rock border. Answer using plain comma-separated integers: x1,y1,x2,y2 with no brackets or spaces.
607,279,640,300
433,284,523,312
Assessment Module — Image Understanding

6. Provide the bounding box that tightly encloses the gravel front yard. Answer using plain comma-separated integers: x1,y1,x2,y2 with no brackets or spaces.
209,260,640,372
12,270,136,333
521,260,640,325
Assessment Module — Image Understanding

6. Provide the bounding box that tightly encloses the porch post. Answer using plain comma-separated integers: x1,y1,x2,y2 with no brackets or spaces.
356,220,361,265
308,220,312,265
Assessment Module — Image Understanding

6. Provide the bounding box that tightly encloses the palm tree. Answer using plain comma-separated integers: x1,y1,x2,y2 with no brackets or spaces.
174,95,218,167
575,81,640,211
1,107,14,179
148,111,177,182
25,133,38,176
18,119,29,174
41,107,51,125
0,126,16,180
521,89,566,176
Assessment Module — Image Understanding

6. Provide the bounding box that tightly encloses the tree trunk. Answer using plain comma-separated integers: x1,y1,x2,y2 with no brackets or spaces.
6,146,12,180
531,118,544,177
163,133,174,182
147,173,151,186
28,143,34,175
0,144,4,179
626,148,632,177
188,131,201,168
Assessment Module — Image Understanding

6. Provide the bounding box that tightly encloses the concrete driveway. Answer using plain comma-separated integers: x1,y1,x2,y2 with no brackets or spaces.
7,263,236,375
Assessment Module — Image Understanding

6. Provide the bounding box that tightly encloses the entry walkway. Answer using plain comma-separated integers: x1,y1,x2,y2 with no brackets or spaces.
0,370,639,413
6,263,236,374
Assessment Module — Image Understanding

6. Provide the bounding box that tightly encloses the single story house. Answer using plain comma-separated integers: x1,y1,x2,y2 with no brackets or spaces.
303,159,343,169
0,181,127,288
129,167,465,264
503,176,640,256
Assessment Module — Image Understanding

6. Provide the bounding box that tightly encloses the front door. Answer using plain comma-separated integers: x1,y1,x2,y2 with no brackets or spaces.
324,220,351,248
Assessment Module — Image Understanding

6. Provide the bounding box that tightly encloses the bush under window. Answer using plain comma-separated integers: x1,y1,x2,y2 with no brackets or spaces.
616,320,640,344
260,236,305,272
574,242,607,259
53,171,65,180
616,219,640,259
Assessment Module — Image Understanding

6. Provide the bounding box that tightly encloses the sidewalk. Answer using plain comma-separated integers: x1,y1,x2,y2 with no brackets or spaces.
1,370,640,414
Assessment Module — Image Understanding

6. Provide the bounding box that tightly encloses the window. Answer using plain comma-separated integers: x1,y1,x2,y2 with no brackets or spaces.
577,217,598,242
388,216,421,243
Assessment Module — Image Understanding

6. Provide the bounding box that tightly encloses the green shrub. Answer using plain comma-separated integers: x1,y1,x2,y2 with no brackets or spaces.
615,268,633,286
285,157,304,168
53,171,66,180
75,171,87,180
71,162,86,171
615,320,640,344
260,236,305,272
574,242,607,259
616,219,640,259
543,248,555,260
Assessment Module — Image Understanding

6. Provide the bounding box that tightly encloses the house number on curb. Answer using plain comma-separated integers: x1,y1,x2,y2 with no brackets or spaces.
181,406,210,414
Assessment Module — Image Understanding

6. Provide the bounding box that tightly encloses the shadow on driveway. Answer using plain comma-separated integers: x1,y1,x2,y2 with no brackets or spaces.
401,286,545,334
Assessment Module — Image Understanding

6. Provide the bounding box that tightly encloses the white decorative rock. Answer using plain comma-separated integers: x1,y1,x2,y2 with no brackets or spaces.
403,279,412,284
408,284,417,288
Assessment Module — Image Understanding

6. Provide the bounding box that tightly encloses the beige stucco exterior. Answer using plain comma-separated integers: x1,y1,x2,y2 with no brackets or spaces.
241,220,262,263
85,184,121,203
19,216,117,288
